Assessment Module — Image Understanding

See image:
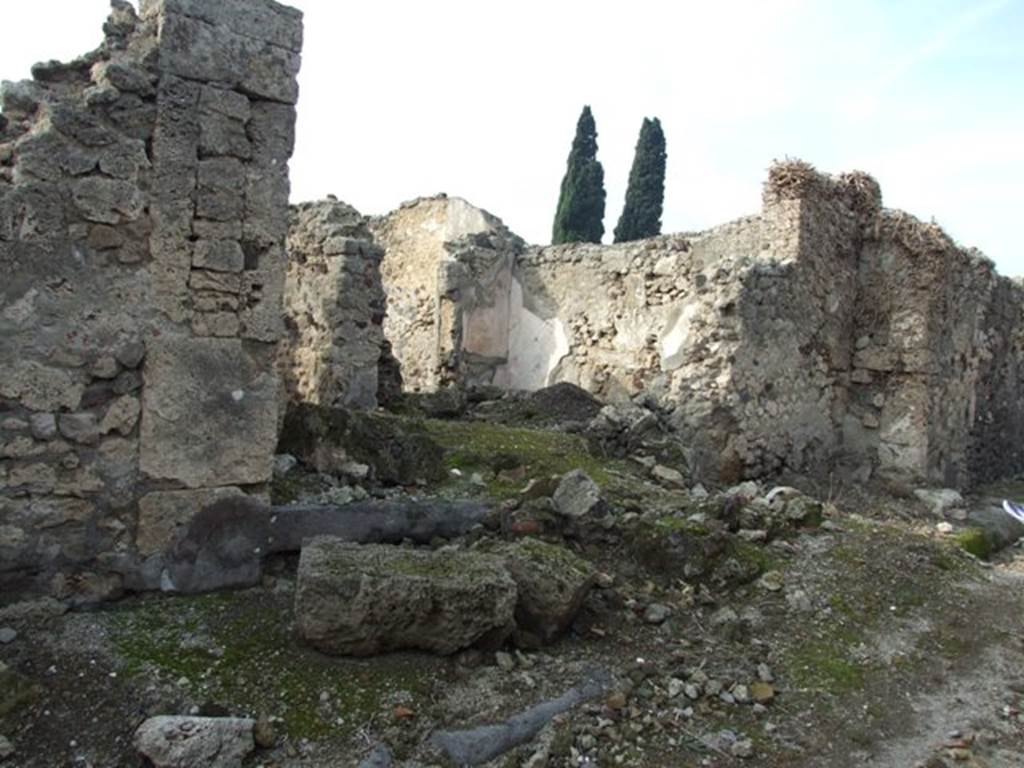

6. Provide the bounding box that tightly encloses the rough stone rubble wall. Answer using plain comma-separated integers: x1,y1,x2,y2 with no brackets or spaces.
279,200,385,410
377,167,1024,488
847,213,1024,488
0,0,301,601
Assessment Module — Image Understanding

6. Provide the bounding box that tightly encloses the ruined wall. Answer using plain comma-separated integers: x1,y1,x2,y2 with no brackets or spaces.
374,165,1024,488
845,213,1024,487
0,0,301,601
280,200,385,410
371,196,522,392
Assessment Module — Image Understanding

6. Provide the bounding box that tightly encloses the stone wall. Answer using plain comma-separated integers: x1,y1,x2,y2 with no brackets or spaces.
374,164,1024,489
371,196,523,392
0,0,301,601
279,200,385,410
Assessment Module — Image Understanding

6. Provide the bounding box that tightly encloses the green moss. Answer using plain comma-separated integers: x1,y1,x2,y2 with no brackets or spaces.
955,528,994,559
0,667,40,718
729,539,782,575
653,516,710,536
420,418,633,499
386,551,489,579
786,629,866,693
108,590,433,741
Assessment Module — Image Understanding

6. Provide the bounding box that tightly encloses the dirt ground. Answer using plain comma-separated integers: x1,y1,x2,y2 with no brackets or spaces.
3,412,1024,768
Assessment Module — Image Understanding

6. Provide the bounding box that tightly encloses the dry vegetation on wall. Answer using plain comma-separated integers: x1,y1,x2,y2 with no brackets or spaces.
765,159,882,220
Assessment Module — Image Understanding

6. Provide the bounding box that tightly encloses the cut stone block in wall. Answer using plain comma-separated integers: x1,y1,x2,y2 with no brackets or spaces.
140,336,279,488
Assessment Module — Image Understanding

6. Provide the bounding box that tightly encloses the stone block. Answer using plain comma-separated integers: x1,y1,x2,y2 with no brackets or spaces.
57,413,100,445
72,177,144,224
199,110,252,160
295,538,517,656
144,0,304,53
189,269,242,294
134,715,255,768
140,336,279,488
136,486,245,555
199,86,251,121
192,240,244,273
153,11,301,104
496,539,596,646
100,395,141,436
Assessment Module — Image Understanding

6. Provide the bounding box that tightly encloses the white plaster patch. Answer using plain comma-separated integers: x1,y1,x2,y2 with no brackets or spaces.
660,299,702,371
503,278,569,390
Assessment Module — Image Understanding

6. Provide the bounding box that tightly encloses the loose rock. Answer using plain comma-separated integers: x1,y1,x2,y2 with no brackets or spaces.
295,537,517,655
133,716,255,768
553,470,606,519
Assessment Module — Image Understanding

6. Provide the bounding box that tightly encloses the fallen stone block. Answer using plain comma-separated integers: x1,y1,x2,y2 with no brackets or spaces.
495,539,596,646
295,538,516,655
961,502,1024,557
133,716,255,768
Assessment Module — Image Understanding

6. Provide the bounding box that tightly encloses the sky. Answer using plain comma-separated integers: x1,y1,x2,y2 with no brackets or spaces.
1,1,1021,274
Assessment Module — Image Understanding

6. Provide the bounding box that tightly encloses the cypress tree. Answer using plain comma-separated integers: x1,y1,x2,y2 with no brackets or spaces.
552,106,606,244
613,117,667,243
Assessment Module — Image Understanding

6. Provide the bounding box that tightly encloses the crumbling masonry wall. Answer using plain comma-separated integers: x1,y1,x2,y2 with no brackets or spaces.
376,166,1024,488
370,196,523,392
279,200,385,410
0,0,301,601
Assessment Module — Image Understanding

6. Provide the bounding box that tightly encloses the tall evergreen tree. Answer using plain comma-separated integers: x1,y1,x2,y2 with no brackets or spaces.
552,106,606,244
613,117,667,243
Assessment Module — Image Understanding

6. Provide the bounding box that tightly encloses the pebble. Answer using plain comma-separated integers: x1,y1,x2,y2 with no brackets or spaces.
785,589,813,612
750,681,776,703
254,716,276,748
606,692,627,710
0,735,12,759
667,678,685,698
0,627,16,644
936,522,954,534
643,603,671,625
495,651,516,672
731,739,754,758
759,571,785,592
